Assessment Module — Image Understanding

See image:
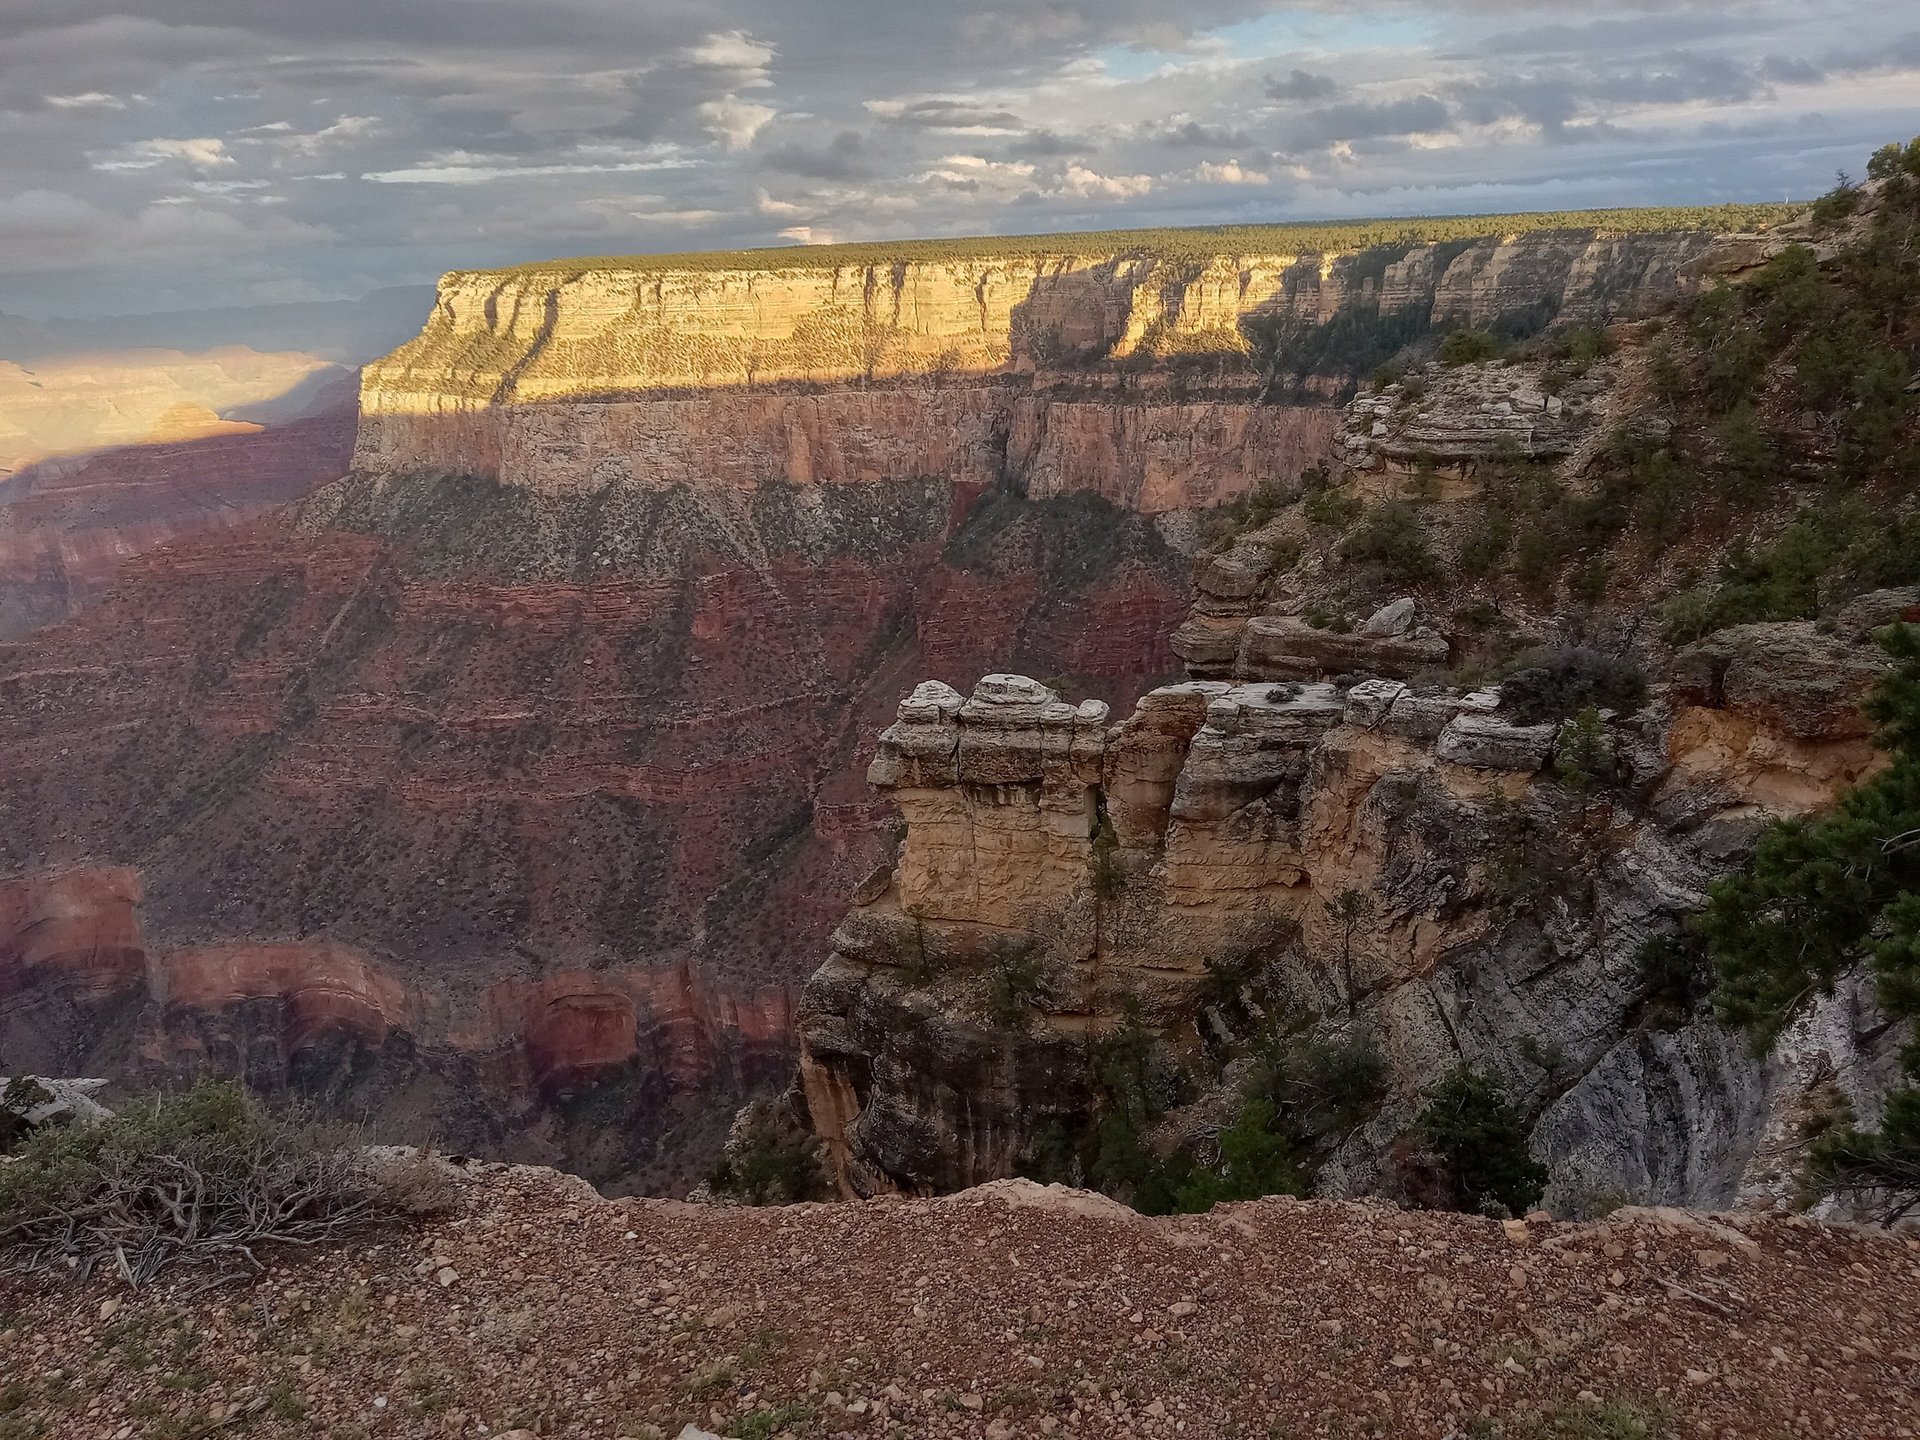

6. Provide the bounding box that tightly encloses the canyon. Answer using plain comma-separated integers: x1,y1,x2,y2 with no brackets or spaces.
0,347,360,636
2,213,1872,1196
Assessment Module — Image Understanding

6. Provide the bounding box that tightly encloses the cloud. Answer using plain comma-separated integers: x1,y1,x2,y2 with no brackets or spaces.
699,95,777,150
1056,163,1153,200
45,92,130,110
778,224,834,244
2,0,1916,317
1263,69,1340,103
0,188,332,273
1193,159,1269,185
684,30,776,82
366,146,696,183
1150,119,1254,148
93,137,235,171
253,115,381,157
763,130,871,179
1282,96,1454,150
868,98,1026,134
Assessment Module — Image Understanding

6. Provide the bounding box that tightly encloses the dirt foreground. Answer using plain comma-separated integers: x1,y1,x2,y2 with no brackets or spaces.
3,1162,1918,1440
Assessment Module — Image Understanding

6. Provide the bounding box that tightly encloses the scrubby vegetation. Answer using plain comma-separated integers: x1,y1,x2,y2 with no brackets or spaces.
986,945,1056,1030
1340,501,1439,582
1308,136,1920,625
705,1104,828,1207
1408,1066,1549,1218
0,1077,52,1154
1700,624,1920,1220
1499,648,1649,725
1049,1011,1392,1217
481,205,1797,279
0,1082,448,1287
1439,328,1505,367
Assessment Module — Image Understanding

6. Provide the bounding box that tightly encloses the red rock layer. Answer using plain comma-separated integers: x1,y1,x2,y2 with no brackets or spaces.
0,406,355,637
0,468,1187,1190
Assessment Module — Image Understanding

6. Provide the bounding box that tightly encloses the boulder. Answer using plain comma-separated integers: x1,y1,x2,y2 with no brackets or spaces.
1831,587,1920,641
1343,679,1408,729
1436,714,1556,771
1361,597,1419,639
1240,614,1450,682
1670,622,1889,741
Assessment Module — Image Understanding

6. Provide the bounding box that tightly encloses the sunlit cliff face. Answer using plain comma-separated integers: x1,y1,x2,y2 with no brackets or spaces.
0,348,342,477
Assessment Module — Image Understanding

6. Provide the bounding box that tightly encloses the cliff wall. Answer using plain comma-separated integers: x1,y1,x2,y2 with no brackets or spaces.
0,219,1759,1193
797,614,1904,1209
354,231,1716,506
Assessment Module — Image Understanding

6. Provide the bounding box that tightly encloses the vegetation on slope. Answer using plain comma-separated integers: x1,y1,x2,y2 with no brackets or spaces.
0,1082,447,1286
1208,135,1920,665
1700,623,1920,1221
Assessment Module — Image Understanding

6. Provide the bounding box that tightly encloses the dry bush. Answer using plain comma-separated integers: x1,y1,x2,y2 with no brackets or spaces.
0,1081,453,1288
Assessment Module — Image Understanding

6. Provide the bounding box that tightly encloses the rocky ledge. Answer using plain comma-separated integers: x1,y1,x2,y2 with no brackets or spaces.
798,615,1902,1211
3,1161,1917,1439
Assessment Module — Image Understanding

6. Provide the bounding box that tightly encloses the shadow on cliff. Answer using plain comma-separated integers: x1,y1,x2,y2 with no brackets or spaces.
0,377,359,638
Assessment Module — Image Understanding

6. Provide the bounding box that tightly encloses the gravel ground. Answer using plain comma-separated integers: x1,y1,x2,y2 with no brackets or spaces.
3,1163,1918,1440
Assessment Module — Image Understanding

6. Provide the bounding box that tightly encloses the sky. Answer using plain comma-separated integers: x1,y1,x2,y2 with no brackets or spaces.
2,0,1917,320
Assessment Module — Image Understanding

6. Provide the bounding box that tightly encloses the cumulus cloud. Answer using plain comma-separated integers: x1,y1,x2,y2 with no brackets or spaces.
1056,163,1153,200
1193,159,1269,185
699,95,777,150
684,30,777,82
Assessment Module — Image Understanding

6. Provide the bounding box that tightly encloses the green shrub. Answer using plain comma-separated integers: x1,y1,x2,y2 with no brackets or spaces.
986,945,1054,1030
707,1107,827,1205
1714,404,1777,502
1252,1029,1389,1141
0,1082,448,1287
1635,933,1707,1028
1090,811,1125,899
1867,138,1920,182
1542,324,1615,380
1303,485,1363,530
1499,648,1648,725
1456,506,1515,577
0,1078,53,1155
1413,1066,1549,1218
1811,171,1862,226
1647,339,1688,405
1171,1098,1308,1212
1659,500,1920,642
1554,707,1614,794
1439,328,1503,366
1340,500,1438,581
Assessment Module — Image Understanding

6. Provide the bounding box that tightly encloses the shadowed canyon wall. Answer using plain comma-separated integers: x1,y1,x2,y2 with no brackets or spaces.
0,407,357,637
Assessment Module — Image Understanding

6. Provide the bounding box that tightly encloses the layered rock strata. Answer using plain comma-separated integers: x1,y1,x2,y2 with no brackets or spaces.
0,406,356,637
0,454,1191,1190
1343,361,1611,474
798,622,1900,1209
357,231,1720,504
